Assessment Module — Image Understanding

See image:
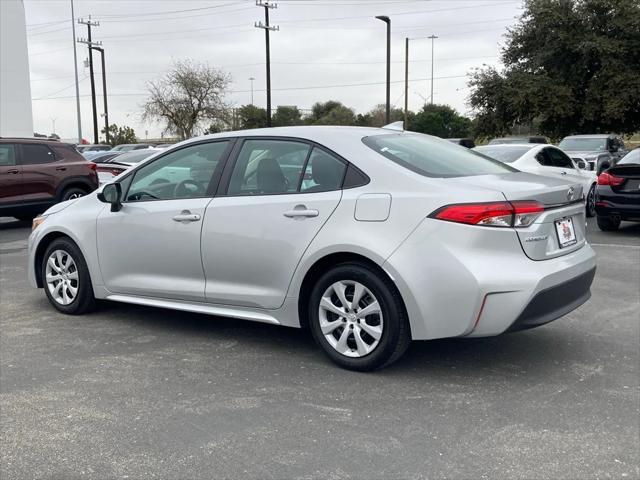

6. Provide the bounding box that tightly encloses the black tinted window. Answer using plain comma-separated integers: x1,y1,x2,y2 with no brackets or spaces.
535,149,554,166
363,133,515,178
343,164,369,189
0,144,16,166
21,144,55,165
300,148,346,193
547,148,574,168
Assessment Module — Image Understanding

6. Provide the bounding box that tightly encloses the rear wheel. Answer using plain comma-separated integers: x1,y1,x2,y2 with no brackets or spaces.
41,237,96,314
586,184,596,217
596,215,621,231
60,186,87,202
308,262,411,371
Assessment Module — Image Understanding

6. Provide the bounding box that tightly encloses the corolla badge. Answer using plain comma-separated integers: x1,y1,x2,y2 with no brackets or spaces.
567,187,575,200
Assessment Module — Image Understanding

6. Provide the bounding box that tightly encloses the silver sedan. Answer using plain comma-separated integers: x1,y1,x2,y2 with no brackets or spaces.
28,126,596,370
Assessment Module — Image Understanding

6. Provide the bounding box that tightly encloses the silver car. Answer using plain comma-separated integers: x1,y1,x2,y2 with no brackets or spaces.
28,127,597,370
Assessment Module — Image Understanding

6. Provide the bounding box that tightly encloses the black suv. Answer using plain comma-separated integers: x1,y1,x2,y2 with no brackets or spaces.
0,138,99,221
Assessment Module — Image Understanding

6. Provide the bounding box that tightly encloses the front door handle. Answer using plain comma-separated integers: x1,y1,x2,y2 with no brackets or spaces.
560,171,567,175
172,210,201,222
283,205,319,218
7,169,20,174
56,166,67,171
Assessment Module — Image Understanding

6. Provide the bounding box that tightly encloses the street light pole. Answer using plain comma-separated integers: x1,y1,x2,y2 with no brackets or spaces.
70,0,82,144
249,76,255,105
376,15,391,125
428,34,438,104
404,37,409,127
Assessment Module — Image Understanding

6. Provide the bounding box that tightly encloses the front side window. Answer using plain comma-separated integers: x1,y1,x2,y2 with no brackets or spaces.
228,139,311,195
363,133,516,178
20,144,56,165
126,141,229,202
0,144,16,166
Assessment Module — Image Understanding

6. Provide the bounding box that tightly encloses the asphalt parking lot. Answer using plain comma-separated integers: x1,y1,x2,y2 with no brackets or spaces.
1,218,638,479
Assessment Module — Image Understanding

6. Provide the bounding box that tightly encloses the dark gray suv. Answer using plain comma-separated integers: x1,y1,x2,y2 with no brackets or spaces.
559,134,628,174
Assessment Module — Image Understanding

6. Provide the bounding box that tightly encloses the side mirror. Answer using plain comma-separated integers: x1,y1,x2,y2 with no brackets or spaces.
97,183,122,212
576,160,587,170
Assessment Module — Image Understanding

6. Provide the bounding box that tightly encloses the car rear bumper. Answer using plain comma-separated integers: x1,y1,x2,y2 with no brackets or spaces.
595,187,640,221
383,218,597,340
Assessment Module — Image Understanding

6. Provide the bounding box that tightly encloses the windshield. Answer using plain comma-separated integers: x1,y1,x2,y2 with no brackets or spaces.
619,149,640,165
363,133,516,178
558,138,607,151
112,149,157,164
473,145,535,163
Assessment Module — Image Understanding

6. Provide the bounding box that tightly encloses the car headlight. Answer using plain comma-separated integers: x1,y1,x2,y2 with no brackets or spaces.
32,215,47,231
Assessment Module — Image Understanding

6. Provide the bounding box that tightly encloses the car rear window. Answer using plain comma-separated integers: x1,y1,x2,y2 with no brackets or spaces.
473,145,535,163
363,133,516,178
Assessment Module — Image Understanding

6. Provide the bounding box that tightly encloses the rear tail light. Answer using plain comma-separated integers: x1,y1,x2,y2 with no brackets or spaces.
88,162,97,171
429,201,544,228
597,172,624,186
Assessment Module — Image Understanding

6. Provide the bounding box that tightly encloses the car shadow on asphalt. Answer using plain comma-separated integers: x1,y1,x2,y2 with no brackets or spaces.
88,300,577,378
0,218,31,230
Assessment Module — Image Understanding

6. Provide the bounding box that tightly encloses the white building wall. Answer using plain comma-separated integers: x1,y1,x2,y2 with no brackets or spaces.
0,0,34,137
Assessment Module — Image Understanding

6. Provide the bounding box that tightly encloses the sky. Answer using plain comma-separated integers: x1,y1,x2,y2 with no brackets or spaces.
24,0,524,141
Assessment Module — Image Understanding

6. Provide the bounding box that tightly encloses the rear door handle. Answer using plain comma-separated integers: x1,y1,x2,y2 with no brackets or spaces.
283,205,319,218
172,210,201,222
56,167,67,171
7,169,20,174
560,171,567,175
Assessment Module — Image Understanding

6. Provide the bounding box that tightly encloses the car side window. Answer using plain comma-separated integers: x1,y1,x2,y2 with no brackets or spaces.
126,141,229,202
548,148,574,168
0,144,16,166
20,144,56,165
228,139,310,196
535,149,554,167
300,148,347,193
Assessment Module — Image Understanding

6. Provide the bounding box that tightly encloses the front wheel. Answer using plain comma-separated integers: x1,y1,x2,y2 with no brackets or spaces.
41,237,96,314
596,216,621,231
60,187,86,202
586,184,596,217
308,262,411,371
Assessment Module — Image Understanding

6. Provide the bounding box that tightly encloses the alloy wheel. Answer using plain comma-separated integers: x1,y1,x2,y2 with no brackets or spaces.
66,192,84,200
587,186,596,217
45,250,79,305
318,280,384,358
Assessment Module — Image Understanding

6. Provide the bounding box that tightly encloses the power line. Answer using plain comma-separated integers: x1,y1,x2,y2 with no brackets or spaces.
96,2,245,19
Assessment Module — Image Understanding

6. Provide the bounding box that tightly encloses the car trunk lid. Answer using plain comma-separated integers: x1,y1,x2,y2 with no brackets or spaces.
449,172,586,260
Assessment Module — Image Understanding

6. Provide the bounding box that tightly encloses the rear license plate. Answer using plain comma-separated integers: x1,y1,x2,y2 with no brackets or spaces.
555,217,577,248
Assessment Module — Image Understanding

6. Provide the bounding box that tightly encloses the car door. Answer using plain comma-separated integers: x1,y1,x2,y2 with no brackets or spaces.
19,143,62,203
96,140,232,301
536,147,592,193
201,138,346,309
0,143,22,205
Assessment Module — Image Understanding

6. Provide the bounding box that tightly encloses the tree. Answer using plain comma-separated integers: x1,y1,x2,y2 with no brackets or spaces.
357,104,405,127
307,100,356,125
272,106,303,127
101,124,137,146
143,60,231,140
408,104,472,138
468,0,640,140
237,104,267,130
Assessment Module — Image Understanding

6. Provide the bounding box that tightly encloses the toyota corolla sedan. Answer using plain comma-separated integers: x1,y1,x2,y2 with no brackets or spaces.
28,127,596,371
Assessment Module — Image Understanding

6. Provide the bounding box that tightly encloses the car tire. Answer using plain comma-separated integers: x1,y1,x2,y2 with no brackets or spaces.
60,186,87,202
586,184,596,217
41,237,96,315
596,216,621,231
308,262,411,371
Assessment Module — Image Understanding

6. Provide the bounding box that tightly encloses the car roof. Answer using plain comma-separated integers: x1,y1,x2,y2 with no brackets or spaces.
562,134,613,139
476,143,539,148
0,137,66,145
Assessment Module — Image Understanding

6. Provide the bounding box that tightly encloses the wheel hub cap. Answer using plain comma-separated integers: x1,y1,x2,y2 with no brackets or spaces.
45,249,79,306
318,280,384,358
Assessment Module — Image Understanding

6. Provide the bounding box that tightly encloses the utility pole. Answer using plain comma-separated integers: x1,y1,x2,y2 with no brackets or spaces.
255,1,278,127
91,46,109,145
77,16,99,143
248,76,255,105
404,37,409,127
375,15,391,124
50,117,58,135
70,0,82,144
428,34,438,104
